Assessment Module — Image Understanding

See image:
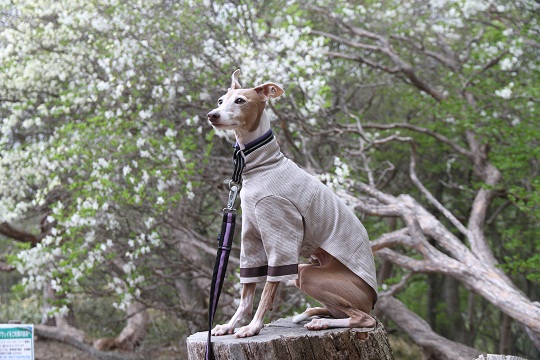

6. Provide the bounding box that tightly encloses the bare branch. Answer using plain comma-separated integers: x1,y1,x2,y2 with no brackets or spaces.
359,122,473,159
464,50,509,87
349,112,375,186
370,228,412,251
310,29,380,52
182,227,240,266
374,248,435,272
467,188,500,267
409,143,470,237
397,194,476,263
379,272,415,297
308,9,447,101
354,182,399,205
375,160,395,189
349,26,445,101
326,51,400,73
371,134,414,146
391,33,461,71
338,190,402,217
376,295,483,360
464,131,503,266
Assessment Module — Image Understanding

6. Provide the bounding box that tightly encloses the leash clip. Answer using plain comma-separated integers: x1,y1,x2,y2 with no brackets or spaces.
225,181,241,211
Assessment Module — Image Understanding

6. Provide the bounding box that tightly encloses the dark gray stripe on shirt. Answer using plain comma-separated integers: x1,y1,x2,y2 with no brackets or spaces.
268,263,298,277
240,265,268,278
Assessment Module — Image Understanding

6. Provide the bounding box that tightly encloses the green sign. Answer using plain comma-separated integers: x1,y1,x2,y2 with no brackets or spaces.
0,325,34,360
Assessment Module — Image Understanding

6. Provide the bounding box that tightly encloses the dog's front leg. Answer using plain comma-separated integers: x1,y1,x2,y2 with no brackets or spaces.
212,282,256,336
235,281,280,338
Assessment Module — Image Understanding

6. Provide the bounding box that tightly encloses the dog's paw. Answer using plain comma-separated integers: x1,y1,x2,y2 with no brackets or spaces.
305,318,334,330
292,313,309,323
234,324,262,338
211,324,234,336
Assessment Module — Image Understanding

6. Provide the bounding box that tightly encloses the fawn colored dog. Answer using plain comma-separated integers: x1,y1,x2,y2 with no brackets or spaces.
207,70,378,338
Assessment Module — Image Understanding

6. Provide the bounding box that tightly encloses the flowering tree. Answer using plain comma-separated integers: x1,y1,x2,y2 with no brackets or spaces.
0,0,226,348
0,0,330,352
1,0,539,358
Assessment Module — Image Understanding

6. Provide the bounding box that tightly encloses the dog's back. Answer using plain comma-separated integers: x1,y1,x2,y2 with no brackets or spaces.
239,135,378,296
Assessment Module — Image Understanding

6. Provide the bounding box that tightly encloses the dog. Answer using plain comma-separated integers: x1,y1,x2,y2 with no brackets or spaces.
207,70,378,338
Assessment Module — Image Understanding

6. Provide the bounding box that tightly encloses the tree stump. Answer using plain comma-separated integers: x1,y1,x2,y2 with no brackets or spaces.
186,317,394,360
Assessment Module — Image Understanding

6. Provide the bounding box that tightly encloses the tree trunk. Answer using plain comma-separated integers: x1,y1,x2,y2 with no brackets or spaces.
498,314,512,355
445,276,465,343
375,295,482,360
93,301,150,351
186,317,394,360
426,273,439,330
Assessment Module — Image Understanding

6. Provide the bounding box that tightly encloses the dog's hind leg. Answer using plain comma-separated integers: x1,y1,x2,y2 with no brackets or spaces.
292,307,332,323
296,256,376,330
303,304,375,331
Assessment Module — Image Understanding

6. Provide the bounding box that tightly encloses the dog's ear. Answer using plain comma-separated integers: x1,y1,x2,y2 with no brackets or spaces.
253,82,284,101
230,69,242,90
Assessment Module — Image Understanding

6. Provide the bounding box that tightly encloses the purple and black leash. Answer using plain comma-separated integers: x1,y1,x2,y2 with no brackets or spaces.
205,131,274,360
205,199,237,360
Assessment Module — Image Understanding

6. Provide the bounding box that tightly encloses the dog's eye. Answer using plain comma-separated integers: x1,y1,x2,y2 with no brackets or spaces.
234,98,246,104
217,99,223,106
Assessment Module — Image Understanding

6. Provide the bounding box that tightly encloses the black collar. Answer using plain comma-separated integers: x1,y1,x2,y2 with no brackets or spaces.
234,130,274,154
231,130,274,185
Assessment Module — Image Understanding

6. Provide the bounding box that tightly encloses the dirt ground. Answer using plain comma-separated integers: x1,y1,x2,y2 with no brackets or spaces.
35,339,97,360
34,339,187,360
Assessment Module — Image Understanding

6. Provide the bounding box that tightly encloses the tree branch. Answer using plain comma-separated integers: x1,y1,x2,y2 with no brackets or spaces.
376,295,483,360
464,131,502,267
409,143,470,237
0,222,45,246
338,190,402,217
374,248,442,273
391,33,461,72
379,272,414,298
310,29,380,52
307,8,447,101
0,261,15,272
326,51,400,73
370,228,412,251
358,122,473,159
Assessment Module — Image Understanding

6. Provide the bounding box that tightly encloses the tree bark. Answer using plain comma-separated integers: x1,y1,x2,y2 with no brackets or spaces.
498,314,512,355
445,276,465,343
94,301,150,351
186,317,394,360
0,222,45,246
338,187,540,347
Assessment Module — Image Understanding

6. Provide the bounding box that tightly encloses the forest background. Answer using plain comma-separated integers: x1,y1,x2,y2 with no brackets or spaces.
0,0,539,359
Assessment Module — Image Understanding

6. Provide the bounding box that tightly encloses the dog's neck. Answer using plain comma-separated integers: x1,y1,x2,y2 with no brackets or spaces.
234,110,271,150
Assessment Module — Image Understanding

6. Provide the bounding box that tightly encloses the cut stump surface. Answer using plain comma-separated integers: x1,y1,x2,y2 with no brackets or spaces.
186,317,394,360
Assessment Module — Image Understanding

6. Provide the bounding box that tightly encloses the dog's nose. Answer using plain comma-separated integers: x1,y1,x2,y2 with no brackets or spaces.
207,110,220,123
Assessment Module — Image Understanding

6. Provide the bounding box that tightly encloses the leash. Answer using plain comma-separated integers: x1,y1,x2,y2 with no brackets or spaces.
205,187,238,360
205,131,274,359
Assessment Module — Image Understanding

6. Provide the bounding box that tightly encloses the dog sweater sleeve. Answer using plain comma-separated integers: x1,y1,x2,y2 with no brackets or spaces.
252,195,302,282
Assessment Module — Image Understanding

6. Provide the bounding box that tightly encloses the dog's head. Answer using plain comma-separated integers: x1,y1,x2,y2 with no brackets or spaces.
207,70,284,132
